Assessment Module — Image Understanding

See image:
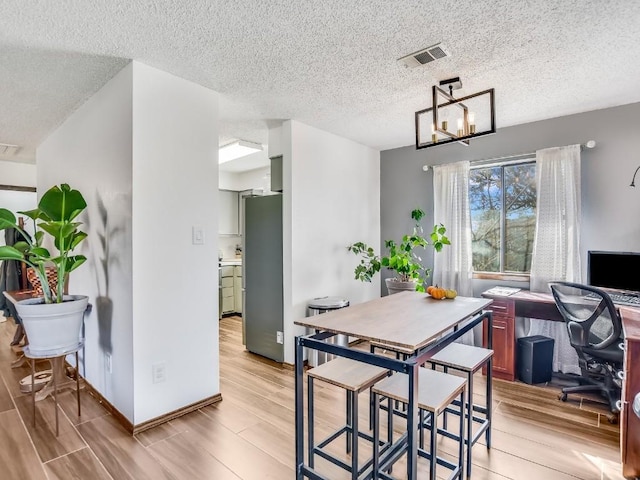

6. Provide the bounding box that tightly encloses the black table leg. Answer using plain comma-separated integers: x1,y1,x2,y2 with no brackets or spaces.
295,336,305,479
406,361,418,479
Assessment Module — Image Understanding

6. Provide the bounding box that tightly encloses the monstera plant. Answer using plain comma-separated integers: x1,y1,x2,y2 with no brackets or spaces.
0,184,88,303
0,184,89,353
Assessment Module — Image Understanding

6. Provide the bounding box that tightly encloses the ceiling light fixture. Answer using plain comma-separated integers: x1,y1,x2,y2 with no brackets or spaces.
415,77,496,149
0,142,20,156
219,140,263,164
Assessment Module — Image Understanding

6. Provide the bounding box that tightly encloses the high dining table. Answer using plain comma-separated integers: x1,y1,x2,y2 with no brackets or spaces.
294,291,493,479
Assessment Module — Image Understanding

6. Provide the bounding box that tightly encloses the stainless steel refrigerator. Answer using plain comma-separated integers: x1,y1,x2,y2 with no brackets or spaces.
243,194,284,362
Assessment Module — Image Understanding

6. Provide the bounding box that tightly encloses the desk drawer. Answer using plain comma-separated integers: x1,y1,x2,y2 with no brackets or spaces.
483,299,516,382
486,298,514,317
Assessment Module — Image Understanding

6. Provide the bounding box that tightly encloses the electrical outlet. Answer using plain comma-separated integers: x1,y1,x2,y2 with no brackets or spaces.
105,353,112,374
276,331,284,344
152,362,166,384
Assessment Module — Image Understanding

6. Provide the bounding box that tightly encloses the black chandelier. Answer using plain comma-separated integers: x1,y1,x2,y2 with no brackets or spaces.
415,77,495,149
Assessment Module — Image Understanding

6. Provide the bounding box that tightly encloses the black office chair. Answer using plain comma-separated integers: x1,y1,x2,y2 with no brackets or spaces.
549,282,624,418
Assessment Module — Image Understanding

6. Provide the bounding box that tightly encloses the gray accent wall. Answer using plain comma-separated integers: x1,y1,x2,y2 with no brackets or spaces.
381,101,640,296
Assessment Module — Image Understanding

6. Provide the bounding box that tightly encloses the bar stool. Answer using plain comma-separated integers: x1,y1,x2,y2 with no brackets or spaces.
24,341,83,436
307,356,389,479
427,343,493,478
371,368,466,479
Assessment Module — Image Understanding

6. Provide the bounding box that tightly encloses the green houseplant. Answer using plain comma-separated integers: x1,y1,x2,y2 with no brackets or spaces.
347,208,449,293
0,184,89,353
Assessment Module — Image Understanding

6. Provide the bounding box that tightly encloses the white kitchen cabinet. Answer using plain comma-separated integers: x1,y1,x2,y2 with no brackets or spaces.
234,265,242,314
219,189,239,235
220,264,243,315
221,295,234,314
220,266,235,314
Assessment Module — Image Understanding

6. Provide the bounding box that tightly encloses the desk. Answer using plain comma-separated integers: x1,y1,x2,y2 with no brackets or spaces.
481,289,640,478
294,292,493,479
480,290,563,381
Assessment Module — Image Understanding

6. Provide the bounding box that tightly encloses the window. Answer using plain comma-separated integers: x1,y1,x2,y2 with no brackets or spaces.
469,160,536,274
0,187,37,246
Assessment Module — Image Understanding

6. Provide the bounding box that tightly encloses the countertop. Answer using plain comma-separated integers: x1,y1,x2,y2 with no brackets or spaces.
219,259,242,266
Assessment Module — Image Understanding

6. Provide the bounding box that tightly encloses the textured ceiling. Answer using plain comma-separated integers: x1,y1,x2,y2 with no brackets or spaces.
1,0,640,166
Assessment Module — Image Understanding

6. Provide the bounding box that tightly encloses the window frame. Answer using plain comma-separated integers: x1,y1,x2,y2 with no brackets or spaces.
469,156,536,280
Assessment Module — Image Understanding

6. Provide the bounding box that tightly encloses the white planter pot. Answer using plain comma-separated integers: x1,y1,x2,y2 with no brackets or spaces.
385,278,418,295
15,295,88,354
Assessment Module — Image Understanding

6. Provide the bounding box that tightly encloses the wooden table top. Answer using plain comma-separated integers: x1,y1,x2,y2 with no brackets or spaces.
295,291,492,353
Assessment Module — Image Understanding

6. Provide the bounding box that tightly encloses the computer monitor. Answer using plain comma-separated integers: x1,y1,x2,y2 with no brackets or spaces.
588,250,640,292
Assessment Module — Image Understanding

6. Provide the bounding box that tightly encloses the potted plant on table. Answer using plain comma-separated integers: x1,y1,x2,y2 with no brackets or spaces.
348,208,450,294
0,184,89,354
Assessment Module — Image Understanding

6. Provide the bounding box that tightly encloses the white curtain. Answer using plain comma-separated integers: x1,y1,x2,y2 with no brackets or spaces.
433,161,474,344
527,144,582,374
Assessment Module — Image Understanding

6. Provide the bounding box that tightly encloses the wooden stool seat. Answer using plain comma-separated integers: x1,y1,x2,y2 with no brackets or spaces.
430,343,493,372
308,356,389,391
372,368,466,413
371,368,466,479
307,357,390,479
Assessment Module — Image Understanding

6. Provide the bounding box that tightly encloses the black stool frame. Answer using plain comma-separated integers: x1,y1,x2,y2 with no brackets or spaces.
308,371,390,477
372,387,466,480
432,360,492,478
294,310,493,480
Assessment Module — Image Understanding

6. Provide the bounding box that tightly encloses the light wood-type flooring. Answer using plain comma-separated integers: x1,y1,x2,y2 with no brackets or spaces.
0,314,626,479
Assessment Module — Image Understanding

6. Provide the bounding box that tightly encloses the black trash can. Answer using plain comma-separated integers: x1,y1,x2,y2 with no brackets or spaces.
307,296,349,366
517,335,554,385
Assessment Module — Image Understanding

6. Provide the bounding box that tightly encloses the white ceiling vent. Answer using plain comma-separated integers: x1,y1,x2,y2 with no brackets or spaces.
397,43,449,68
0,143,20,156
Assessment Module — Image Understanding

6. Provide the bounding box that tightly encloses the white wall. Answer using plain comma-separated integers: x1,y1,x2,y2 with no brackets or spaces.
219,236,241,260
0,160,37,187
38,61,220,426
131,62,219,424
237,167,272,193
219,166,271,193
218,171,239,191
282,120,380,363
37,63,135,419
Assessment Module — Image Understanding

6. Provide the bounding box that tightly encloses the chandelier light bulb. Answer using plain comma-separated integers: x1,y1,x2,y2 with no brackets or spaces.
440,107,449,131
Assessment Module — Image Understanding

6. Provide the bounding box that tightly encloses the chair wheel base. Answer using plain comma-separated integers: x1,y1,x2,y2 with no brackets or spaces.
559,392,567,402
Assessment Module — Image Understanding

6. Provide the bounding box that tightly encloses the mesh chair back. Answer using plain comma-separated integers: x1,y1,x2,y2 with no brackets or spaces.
549,282,622,350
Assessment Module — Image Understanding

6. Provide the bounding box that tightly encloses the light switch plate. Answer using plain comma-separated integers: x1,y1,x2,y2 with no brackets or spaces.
192,226,205,245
